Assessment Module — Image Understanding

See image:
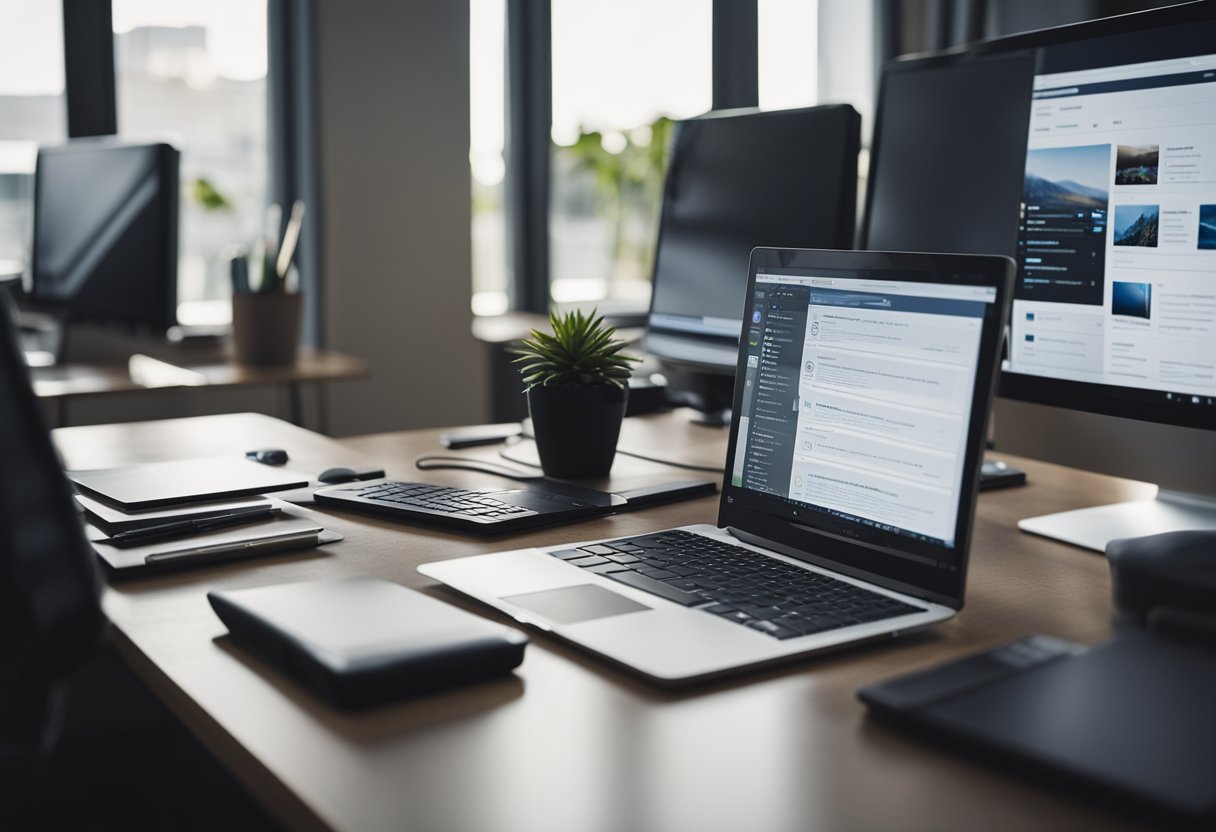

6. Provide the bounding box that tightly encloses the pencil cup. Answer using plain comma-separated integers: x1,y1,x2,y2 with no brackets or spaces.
232,292,302,366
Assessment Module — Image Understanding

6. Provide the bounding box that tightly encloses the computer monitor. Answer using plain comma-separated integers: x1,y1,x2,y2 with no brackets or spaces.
860,51,1036,256
866,2,1216,551
26,140,179,333
644,105,861,421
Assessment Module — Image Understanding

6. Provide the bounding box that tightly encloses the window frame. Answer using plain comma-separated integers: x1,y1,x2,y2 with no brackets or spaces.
55,0,319,343
502,0,758,315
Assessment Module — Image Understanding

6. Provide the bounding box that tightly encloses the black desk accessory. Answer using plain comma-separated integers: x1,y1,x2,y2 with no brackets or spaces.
859,632,1216,824
246,448,289,465
316,465,386,484
208,576,528,709
440,423,522,449
860,530,1216,824
102,504,279,547
1107,530,1216,632
978,459,1026,491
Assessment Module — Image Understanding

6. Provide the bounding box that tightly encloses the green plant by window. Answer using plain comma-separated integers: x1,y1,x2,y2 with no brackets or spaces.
511,309,639,391
191,177,234,212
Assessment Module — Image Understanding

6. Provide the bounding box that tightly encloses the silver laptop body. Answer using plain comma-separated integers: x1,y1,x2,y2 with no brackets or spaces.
422,249,1013,684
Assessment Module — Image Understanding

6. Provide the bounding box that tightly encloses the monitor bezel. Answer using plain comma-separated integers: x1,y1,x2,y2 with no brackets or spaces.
717,247,1013,609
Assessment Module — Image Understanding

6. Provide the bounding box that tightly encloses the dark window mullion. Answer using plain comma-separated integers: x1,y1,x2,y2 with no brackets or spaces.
268,0,323,347
712,0,758,110
62,0,117,137
505,0,552,314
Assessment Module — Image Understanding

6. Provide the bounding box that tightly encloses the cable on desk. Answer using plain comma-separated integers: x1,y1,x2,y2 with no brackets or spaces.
497,437,726,475
414,455,541,482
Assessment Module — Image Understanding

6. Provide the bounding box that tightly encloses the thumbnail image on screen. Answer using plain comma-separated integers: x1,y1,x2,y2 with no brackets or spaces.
1199,204,1216,250
1018,144,1110,306
1111,281,1152,318
1113,204,1159,247
1115,144,1160,185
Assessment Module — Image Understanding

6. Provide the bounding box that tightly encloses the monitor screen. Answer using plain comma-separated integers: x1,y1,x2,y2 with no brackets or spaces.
719,249,1011,604
864,5,1216,433
645,106,860,370
729,272,997,550
29,141,179,331
1005,38,1216,427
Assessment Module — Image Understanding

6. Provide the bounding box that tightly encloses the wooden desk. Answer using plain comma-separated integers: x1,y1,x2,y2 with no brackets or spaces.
53,412,1157,832
33,348,368,429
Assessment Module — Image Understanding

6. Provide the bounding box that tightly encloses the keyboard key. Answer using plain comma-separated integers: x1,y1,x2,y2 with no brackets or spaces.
551,549,592,561
580,544,617,556
605,570,703,606
638,569,677,580
568,555,610,568
585,563,630,575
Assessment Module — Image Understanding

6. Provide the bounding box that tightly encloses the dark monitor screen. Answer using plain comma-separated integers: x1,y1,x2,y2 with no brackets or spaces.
861,52,1036,257
645,105,861,370
28,140,179,331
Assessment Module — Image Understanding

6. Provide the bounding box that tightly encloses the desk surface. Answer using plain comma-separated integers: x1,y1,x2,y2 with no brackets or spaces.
33,347,367,400
54,412,1157,832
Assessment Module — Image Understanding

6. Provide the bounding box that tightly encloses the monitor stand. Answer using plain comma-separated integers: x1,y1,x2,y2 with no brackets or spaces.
1019,489,1216,553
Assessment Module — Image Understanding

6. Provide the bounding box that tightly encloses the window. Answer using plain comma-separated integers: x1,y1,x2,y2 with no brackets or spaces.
758,0,818,111
0,0,66,274
470,0,509,316
472,0,859,317
112,0,269,326
549,0,712,308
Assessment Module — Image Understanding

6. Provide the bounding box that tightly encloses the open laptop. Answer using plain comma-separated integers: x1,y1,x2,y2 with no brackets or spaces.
421,248,1013,684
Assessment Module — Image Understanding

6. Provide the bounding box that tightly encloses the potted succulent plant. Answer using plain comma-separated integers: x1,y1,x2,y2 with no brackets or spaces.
512,309,640,478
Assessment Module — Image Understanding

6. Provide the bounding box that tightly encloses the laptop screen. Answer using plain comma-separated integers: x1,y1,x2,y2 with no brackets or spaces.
720,250,1009,605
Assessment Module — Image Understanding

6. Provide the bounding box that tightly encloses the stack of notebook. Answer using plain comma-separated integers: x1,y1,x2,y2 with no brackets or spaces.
69,456,342,575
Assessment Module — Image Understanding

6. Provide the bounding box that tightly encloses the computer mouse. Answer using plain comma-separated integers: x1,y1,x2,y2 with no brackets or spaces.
318,467,359,484
246,448,289,465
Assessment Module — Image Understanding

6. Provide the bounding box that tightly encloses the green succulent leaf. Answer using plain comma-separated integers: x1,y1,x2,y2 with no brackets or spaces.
509,308,641,392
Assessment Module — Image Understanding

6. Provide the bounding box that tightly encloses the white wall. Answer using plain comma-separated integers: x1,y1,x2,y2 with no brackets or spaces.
315,0,487,436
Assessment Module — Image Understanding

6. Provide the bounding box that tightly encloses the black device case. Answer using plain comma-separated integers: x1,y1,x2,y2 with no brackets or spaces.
209,576,528,709
859,632,1216,824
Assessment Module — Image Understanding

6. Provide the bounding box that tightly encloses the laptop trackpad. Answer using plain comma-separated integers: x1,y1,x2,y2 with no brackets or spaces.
502,584,650,625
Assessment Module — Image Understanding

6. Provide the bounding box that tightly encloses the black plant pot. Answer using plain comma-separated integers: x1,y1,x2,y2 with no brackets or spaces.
527,384,628,479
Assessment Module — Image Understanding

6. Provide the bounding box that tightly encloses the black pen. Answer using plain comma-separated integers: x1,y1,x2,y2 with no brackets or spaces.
105,505,279,548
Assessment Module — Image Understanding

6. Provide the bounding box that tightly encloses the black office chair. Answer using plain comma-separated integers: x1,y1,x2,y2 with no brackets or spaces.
0,292,102,761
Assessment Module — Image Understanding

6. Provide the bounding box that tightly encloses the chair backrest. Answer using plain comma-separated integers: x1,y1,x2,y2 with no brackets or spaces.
0,292,102,753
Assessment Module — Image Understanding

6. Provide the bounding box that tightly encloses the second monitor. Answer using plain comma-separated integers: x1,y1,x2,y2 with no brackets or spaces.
644,105,861,421
26,139,180,335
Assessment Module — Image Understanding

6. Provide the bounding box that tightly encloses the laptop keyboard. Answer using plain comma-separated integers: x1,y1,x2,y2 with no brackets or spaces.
549,529,924,640
352,481,532,520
